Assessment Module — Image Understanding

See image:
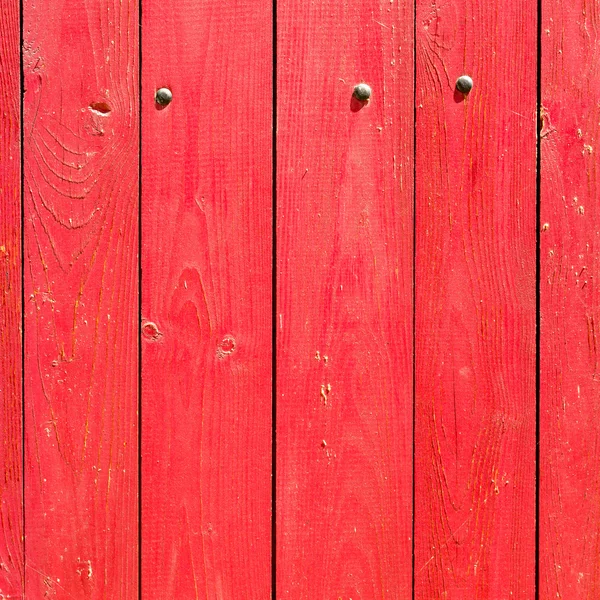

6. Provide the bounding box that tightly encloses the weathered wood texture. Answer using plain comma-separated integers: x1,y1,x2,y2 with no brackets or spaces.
540,1,600,597
414,0,537,596
277,0,414,596
23,0,139,596
0,0,22,597
11,0,600,594
141,0,272,597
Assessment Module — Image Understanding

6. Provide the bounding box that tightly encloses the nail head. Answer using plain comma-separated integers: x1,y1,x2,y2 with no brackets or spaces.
353,83,372,102
155,87,173,106
456,75,473,94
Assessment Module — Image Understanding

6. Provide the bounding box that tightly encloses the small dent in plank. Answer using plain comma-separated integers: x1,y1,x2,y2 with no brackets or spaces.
315,351,329,363
540,106,556,138
320,383,332,406
320,439,336,461
76,558,92,579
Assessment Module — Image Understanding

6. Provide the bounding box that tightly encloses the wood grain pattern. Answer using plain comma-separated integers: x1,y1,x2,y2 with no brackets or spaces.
12,0,600,593
540,0,600,596
276,0,414,596
140,0,272,597
0,0,23,597
414,0,537,596
23,0,139,596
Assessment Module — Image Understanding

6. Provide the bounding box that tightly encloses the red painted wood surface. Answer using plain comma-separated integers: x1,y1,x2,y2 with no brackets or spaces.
540,1,600,596
414,0,537,596
0,1,22,597
23,0,139,596
277,0,414,596
6,0,600,595
141,0,272,597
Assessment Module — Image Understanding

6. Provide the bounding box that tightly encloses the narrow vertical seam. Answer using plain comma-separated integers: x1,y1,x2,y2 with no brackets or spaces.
535,0,542,593
411,0,417,597
20,0,26,593
137,0,143,596
271,0,278,595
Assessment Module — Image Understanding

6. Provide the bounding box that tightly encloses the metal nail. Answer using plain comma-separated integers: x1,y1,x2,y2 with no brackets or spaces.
155,87,173,106
456,75,473,94
353,83,372,102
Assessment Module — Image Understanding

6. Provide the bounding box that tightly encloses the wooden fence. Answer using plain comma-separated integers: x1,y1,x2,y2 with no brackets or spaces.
0,0,597,597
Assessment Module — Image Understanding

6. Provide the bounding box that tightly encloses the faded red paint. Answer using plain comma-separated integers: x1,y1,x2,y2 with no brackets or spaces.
414,0,537,596
276,0,414,596
141,0,272,597
0,0,597,597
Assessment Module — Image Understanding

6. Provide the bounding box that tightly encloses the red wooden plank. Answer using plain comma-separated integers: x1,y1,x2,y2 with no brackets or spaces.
0,1,23,597
414,0,537,596
540,2,600,596
23,0,139,596
140,1,272,596
277,0,414,596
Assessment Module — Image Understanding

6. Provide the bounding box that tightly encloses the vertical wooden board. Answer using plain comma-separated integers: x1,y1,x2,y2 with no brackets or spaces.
23,0,139,596
277,0,414,596
540,1,600,596
414,0,537,596
0,0,23,597
141,0,272,597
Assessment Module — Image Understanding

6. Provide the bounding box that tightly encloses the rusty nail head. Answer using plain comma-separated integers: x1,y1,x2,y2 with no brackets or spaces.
155,87,173,106
456,75,473,94
353,83,372,102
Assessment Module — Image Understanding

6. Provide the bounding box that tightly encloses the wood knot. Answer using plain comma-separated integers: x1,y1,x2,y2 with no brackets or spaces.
89,101,111,116
217,335,236,358
142,321,162,341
